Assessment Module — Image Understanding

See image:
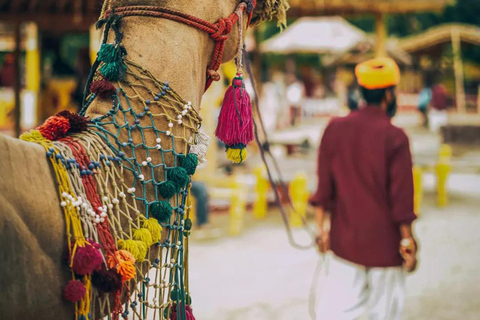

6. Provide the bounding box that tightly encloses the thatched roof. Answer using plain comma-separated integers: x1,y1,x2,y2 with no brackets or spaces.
260,16,365,54
400,23,480,55
287,0,452,16
0,0,101,31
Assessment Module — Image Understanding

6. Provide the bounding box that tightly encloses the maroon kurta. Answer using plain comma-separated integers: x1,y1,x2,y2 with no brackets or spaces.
310,106,417,267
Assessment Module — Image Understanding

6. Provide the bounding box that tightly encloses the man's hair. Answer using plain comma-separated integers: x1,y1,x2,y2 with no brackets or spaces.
360,86,395,104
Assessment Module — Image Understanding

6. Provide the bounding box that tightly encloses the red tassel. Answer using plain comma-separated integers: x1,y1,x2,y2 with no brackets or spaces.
90,78,116,99
215,74,254,148
57,110,89,133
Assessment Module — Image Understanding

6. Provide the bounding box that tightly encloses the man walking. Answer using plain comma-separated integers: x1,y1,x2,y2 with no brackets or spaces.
310,58,417,320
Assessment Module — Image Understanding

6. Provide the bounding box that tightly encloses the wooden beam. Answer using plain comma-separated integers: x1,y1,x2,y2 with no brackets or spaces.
14,22,21,137
0,13,97,32
286,0,451,15
452,27,466,114
374,13,387,57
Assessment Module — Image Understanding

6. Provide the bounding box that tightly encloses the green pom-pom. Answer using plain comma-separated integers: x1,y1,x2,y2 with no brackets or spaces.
158,181,177,199
184,218,193,231
186,294,192,305
100,61,126,81
150,201,172,223
168,167,189,190
181,154,198,175
170,288,179,301
97,44,118,63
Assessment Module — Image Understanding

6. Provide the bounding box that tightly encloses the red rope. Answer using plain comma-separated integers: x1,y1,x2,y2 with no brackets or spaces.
104,2,253,91
61,137,123,319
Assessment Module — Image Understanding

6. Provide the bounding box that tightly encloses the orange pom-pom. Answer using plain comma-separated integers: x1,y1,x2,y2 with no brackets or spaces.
107,250,136,281
117,259,136,281
37,116,70,140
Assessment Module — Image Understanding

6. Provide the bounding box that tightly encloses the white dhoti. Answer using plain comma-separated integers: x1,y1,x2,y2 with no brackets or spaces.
316,253,405,320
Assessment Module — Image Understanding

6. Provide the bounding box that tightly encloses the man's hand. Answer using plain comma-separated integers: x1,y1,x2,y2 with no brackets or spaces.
315,232,330,253
400,238,418,273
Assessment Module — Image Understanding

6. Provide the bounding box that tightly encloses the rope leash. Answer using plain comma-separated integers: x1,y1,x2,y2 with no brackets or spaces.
244,50,316,250
244,51,325,320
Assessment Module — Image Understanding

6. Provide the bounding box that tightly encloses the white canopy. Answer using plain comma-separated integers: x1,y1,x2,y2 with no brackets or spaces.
260,16,366,54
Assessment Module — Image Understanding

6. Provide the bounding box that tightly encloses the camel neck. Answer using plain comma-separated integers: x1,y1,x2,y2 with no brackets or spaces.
86,14,212,119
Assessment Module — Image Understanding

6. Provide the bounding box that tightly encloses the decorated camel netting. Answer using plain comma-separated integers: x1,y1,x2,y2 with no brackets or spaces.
21,51,206,319
12,0,290,319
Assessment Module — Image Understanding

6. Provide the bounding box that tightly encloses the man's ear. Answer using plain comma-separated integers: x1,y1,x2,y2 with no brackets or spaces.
384,88,393,104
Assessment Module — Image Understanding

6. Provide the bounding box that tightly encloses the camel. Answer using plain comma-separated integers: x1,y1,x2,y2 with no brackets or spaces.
0,0,288,319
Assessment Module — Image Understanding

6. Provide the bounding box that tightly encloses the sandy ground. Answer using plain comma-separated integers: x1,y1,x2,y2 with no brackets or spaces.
180,111,480,320
186,172,480,320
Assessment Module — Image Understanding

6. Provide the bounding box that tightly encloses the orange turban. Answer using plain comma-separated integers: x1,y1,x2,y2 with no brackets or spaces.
355,58,400,90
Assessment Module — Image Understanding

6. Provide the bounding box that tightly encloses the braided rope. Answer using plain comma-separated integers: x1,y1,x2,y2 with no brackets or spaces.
104,3,248,90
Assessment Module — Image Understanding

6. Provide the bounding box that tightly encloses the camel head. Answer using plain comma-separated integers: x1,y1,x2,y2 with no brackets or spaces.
105,0,290,63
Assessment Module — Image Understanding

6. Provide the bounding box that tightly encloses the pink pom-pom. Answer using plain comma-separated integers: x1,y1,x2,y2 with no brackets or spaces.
170,304,196,320
215,75,254,147
71,241,104,275
64,280,86,302
37,116,70,141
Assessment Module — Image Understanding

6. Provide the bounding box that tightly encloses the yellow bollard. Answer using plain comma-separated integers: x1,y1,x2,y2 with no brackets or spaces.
253,165,268,219
229,175,247,236
413,166,423,217
439,144,452,159
436,161,451,208
436,144,452,208
289,172,309,227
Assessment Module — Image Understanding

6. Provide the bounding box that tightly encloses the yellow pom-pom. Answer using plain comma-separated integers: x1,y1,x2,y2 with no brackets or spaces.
20,130,45,142
118,239,147,261
226,147,247,164
133,228,153,246
136,240,148,260
143,218,162,243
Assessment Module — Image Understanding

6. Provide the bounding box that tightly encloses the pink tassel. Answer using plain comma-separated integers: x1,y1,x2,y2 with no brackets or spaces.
215,74,254,148
170,304,196,320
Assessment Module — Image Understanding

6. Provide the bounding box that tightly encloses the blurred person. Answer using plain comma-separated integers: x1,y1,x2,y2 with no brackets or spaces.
417,86,431,128
0,54,16,87
310,58,417,320
428,74,449,132
417,70,435,128
285,73,305,126
191,180,222,240
191,181,209,228
347,78,361,112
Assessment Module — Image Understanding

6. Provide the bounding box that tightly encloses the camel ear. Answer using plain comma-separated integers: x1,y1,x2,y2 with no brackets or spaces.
250,0,290,29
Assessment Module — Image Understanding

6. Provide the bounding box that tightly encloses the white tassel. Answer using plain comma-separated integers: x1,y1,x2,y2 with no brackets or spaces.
189,130,210,163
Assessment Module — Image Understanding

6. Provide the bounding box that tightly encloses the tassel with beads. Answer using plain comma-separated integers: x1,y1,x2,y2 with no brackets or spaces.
215,74,253,164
